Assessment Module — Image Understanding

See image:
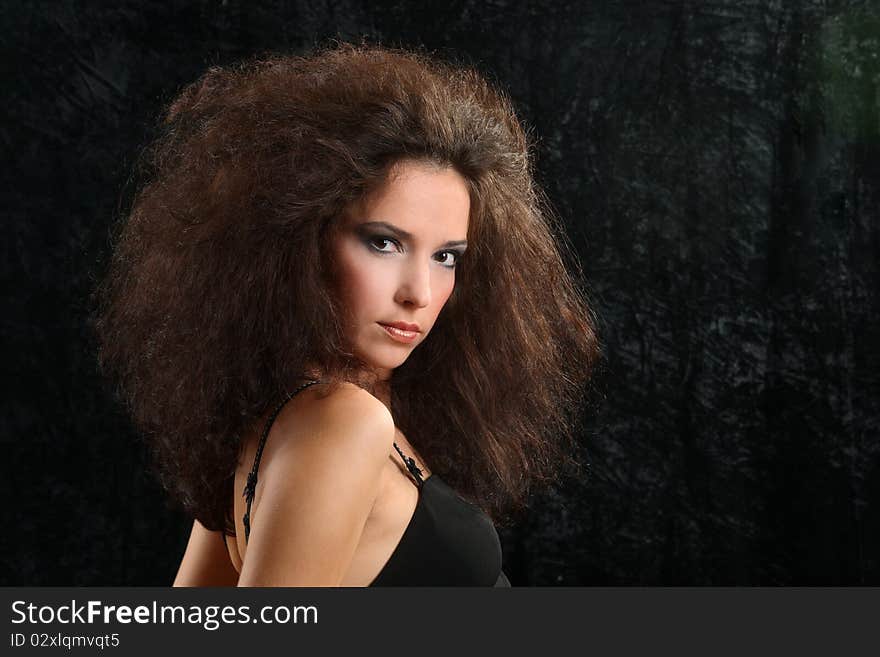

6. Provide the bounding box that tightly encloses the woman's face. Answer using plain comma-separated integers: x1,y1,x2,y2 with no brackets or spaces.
329,159,471,381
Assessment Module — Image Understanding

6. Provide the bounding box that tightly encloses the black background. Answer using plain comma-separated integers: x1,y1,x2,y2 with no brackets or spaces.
2,0,878,585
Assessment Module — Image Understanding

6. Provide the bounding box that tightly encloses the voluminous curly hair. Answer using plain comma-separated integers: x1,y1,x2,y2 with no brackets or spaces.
93,41,600,534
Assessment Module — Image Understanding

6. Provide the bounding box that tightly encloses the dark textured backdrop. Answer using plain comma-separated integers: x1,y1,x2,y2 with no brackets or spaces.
2,1,878,585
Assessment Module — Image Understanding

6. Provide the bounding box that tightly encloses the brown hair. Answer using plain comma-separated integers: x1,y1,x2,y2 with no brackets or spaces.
92,41,600,533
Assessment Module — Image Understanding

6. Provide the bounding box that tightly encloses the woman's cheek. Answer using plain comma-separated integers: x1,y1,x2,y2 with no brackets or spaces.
437,277,455,308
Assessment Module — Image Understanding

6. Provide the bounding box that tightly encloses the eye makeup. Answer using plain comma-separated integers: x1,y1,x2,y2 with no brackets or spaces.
356,220,468,250
355,224,467,270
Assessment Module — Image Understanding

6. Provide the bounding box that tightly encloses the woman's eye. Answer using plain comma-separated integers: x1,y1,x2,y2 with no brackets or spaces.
436,251,460,268
366,235,460,269
367,236,398,253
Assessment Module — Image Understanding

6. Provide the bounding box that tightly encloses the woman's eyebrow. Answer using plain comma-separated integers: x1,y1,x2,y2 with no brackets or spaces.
359,220,468,248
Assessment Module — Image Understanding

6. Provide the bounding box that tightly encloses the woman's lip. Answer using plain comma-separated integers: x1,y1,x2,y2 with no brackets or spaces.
378,323,420,343
380,321,421,332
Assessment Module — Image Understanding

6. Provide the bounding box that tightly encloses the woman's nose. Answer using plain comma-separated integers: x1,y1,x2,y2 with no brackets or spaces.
395,260,432,308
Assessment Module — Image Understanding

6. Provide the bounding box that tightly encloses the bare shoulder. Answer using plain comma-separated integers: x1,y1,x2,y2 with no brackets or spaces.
303,381,393,425
270,383,394,447
238,381,396,585
260,381,395,482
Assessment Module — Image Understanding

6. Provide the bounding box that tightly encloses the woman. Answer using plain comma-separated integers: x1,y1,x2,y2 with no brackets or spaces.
94,42,600,586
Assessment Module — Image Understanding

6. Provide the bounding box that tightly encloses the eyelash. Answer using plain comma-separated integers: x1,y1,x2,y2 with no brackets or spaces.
366,235,463,269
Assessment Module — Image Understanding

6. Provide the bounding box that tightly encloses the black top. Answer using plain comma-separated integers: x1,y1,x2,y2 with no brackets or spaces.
236,378,510,587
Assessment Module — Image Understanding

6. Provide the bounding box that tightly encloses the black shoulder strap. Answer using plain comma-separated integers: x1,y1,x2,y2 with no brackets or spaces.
393,442,425,487
242,378,324,543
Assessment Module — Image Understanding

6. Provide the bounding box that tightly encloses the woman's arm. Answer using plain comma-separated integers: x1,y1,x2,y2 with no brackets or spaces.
237,386,394,587
173,519,240,587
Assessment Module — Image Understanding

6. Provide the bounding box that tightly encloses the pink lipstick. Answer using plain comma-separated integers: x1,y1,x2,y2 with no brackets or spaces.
378,322,420,343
